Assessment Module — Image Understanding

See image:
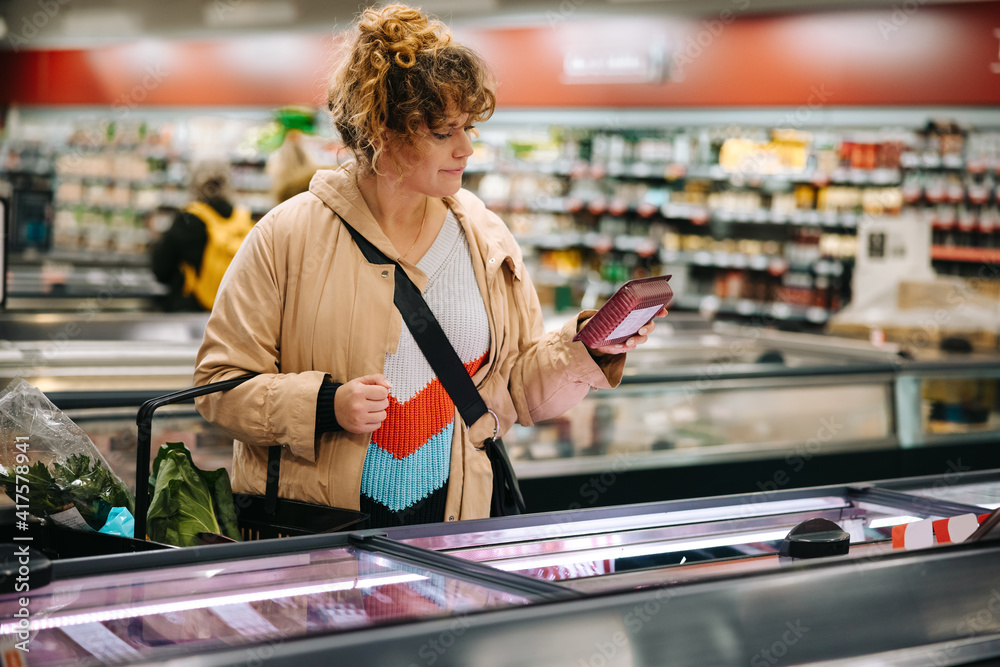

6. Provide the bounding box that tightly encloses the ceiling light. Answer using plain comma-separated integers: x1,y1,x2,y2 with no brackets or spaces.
203,1,298,29
61,9,143,38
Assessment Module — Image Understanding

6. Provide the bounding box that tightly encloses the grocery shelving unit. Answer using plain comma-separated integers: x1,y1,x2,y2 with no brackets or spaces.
461,109,1000,329
3,106,1000,321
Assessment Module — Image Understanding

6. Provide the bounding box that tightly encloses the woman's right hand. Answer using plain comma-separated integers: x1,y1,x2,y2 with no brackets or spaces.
334,374,392,434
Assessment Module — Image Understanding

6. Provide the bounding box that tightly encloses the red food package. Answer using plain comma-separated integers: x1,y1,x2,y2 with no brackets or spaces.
573,275,673,348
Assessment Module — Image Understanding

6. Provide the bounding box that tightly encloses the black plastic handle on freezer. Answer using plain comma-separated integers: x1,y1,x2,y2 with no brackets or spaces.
134,374,257,542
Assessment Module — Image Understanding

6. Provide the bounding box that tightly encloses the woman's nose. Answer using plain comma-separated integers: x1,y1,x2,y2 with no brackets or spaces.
454,130,474,158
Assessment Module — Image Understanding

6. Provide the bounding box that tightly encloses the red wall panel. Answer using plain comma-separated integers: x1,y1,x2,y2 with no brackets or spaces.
1,2,998,107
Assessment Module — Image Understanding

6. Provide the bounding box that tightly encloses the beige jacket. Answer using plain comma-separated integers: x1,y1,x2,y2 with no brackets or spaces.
194,164,625,521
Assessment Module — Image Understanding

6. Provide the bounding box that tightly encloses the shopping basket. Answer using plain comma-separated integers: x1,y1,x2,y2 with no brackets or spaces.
134,374,368,543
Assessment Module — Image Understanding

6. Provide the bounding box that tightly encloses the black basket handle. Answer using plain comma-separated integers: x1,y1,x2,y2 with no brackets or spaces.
134,374,257,541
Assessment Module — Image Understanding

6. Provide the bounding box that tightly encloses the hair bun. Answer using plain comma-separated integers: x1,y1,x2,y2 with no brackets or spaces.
359,4,450,69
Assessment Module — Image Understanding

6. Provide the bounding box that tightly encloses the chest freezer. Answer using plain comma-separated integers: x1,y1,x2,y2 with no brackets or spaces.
385,472,998,595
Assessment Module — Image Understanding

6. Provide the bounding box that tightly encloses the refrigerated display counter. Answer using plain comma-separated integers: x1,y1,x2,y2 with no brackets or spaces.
383,474,991,594
509,322,1000,510
3,470,1000,666
0,311,207,400
878,467,1000,511
4,311,1000,508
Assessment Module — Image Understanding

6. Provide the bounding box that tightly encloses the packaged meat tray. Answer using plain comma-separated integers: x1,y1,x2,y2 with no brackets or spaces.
573,275,673,348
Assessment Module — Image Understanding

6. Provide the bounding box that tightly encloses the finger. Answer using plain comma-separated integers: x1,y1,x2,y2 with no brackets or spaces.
360,384,391,401
357,374,393,390
362,412,387,429
368,398,389,412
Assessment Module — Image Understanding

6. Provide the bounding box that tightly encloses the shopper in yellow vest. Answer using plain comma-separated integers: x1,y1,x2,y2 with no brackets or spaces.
152,160,253,311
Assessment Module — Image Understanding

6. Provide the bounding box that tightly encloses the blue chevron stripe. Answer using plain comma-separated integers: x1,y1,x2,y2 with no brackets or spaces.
361,421,453,511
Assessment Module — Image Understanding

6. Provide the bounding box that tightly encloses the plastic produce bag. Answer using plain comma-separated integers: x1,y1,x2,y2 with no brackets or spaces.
98,507,135,538
0,377,135,532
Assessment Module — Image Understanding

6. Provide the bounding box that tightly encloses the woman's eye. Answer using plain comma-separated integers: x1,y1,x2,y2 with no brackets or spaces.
465,126,479,137
432,131,451,140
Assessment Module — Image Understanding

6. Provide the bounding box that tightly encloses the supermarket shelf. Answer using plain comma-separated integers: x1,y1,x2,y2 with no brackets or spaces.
490,197,865,228
470,161,902,186
659,249,845,276
930,245,1000,264
10,248,151,267
673,294,832,323
514,231,658,255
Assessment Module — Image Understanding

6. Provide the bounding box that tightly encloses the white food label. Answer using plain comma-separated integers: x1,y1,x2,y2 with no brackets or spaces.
210,603,281,638
49,507,94,531
61,622,143,662
606,305,661,341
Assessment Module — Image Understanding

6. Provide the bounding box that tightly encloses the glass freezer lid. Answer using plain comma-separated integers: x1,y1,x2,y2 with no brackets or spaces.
904,480,1000,510
403,494,935,585
0,545,530,667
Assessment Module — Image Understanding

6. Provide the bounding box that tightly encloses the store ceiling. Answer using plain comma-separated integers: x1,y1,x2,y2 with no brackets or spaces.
0,0,992,47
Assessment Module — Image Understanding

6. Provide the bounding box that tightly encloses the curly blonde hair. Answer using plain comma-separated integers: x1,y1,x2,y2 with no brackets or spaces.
328,4,496,174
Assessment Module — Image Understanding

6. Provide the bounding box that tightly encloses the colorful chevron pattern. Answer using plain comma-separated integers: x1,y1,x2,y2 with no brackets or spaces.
360,210,491,518
361,353,486,511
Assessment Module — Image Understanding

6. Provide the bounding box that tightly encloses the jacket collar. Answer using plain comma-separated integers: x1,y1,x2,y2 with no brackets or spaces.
309,163,404,262
446,189,522,283
309,162,521,281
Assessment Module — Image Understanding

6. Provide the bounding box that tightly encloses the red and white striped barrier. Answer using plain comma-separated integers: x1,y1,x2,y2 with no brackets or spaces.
892,513,991,550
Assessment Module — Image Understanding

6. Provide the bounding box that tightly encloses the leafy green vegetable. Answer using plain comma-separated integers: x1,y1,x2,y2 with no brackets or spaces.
0,460,64,516
197,466,242,542
147,442,242,547
0,454,135,531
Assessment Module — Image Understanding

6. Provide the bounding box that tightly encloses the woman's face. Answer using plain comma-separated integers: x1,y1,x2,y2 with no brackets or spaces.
384,111,476,198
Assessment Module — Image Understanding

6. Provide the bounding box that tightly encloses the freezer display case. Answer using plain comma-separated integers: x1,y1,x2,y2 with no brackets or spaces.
386,476,993,594
4,311,1000,510
0,536,547,667
505,319,905,479
896,356,1000,447
0,311,237,486
878,467,1000,511
3,470,1000,667
0,311,207,397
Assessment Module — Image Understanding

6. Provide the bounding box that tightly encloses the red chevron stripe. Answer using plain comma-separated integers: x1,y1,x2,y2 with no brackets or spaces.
372,352,487,459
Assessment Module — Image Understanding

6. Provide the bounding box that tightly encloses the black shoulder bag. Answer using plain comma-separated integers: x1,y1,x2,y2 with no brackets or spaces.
340,216,526,517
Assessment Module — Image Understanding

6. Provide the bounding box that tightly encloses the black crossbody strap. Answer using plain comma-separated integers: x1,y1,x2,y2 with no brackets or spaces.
340,217,489,429
341,214,525,515
265,444,281,514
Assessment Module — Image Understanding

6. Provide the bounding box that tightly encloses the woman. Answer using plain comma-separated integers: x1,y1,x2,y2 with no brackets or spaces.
194,4,666,527
152,159,251,312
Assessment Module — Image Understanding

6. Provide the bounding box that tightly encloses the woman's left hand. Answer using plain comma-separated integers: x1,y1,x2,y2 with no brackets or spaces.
586,307,668,356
